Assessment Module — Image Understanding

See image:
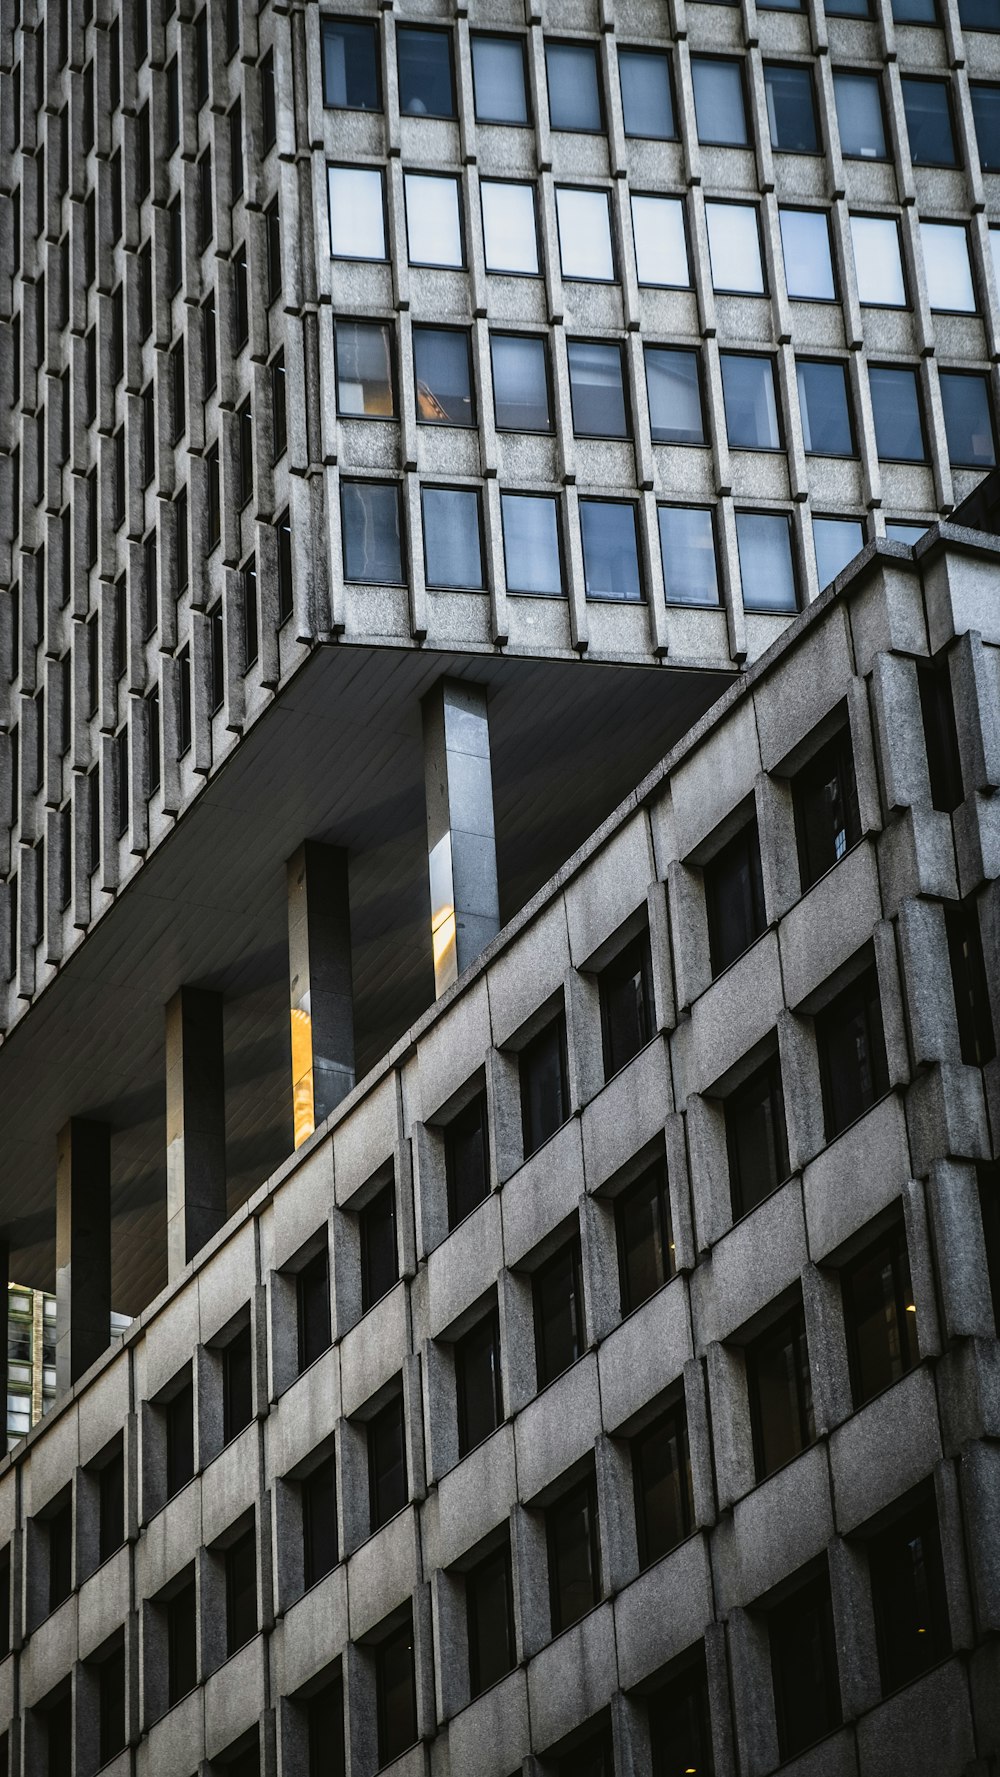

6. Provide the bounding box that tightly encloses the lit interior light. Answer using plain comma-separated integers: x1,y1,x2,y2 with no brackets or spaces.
906,1303,917,1313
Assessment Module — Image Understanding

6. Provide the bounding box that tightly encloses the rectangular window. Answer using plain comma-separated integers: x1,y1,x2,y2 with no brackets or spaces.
797,359,854,456
360,1181,398,1312
0,1548,9,1660
413,327,474,426
646,347,703,445
277,512,293,624
233,245,249,348
266,200,282,305
546,41,602,132
600,931,654,1078
850,215,906,308
491,334,552,432
456,1308,503,1457
814,517,864,589
533,1236,584,1388
261,50,277,150
870,364,925,463
945,898,996,1066
735,511,798,613
620,49,675,139
922,222,975,314
520,1013,569,1160
166,1373,195,1499
763,63,819,153
225,1526,257,1656
302,1455,338,1587
202,292,217,394
223,1322,253,1444
48,1498,73,1612
197,149,213,251
547,1475,601,1634
445,1091,489,1228
471,34,529,125
721,354,780,451
368,1392,407,1531
501,493,563,596
138,241,153,342
146,688,161,796
467,1541,515,1697
237,398,253,509
834,70,888,158
397,26,455,118
167,1577,197,1705
940,372,996,469
404,172,464,268
706,200,764,294
901,76,957,165
972,83,1000,171
691,56,748,144
421,487,483,590
816,966,890,1140
297,1246,332,1372
98,1644,126,1766
631,194,689,288
649,1656,714,1777
793,722,861,890
341,482,404,586
242,558,258,671
230,101,243,200
842,1223,917,1408
658,505,720,606
334,320,395,418
480,180,538,275
726,1050,789,1218
328,166,386,261
869,1497,950,1695
617,1160,674,1314
554,187,615,282
270,351,286,461
747,1307,814,1481
207,444,221,547
376,1619,417,1767
633,1403,692,1567
917,661,962,813
978,1163,1000,1332
167,197,182,296
567,340,628,439
166,56,180,150
322,18,380,111
580,499,642,602
178,647,193,757
769,1575,841,1760
705,819,767,975
307,1679,345,1777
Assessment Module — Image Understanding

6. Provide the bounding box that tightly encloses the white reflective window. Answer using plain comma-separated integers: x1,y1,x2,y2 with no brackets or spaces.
849,214,906,307
631,194,689,287
779,208,835,300
481,180,538,274
921,222,976,313
470,35,529,125
404,172,464,268
327,165,386,260
706,202,764,294
555,187,615,281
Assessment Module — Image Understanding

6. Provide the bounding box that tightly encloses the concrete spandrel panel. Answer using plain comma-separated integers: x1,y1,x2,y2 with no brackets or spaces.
855,1657,975,1777
803,1092,910,1263
564,812,655,968
196,1217,257,1348
268,1342,342,1479
18,1592,78,1710
779,839,882,1012
723,1443,833,1612
414,977,492,1126
581,1036,672,1192
423,1424,516,1575
689,931,784,1094
138,1477,203,1601
345,1504,419,1643
78,1347,131,1470
614,1532,714,1691
200,1420,259,1551
203,1635,268,1762
445,1668,530,1777
338,1280,408,1421
333,1071,398,1206
141,1278,203,1406
275,1563,349,1698
486,898,571,1052
829,1365,941,1536
77,1542,130,1662
20,1400,80,1518
849,561,929,679
754,601,856,773
426,1190,502,1340
670,695,761,859
514,1353,601,1504
597,1278,691,1433
139,1688,205,1777
692,1175,807,1348
526,1601,617,1754
500,1116,584,1271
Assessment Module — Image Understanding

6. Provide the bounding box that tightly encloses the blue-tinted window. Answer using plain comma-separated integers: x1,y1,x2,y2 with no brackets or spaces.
940,372,996,468
413,328,474,426
646,348,704,445
580,501,642,601
736,512,798,613
567,341,628,438
869,366,926,462
721,355,781,450
501,494,563,595
833,71,887,158
797,360,854,456
422,488,484,589
397,27,455,118
814,517,864,589
341,482,404,584
546,42,602,131
471,35,529,125
971,84,1000,170
691,57,748,145
619,49,675,139
321,19,380,110
658,506,720,606
893,0,937,19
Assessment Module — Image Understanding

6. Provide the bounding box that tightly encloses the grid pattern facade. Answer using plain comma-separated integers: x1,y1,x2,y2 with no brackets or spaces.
0,542,998,1776
4,0,1000,1045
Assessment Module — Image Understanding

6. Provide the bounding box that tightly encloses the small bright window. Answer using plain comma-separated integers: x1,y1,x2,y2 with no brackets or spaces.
921,222,976,313
814,517,864,589
779,208,835,301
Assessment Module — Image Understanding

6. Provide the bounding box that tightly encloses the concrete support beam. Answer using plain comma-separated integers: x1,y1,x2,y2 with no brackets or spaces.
423,679,499,999
165,987,227,1280
55,1119,111,1392
287,841,355,1149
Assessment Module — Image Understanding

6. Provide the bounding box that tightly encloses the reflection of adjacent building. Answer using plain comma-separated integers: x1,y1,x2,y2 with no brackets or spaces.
6,1288,129,1446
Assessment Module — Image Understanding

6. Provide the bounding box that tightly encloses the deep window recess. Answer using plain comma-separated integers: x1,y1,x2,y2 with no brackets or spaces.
397,26,455,119
501,494,563,596
633,1402,692,1567
165,1372,195,1499
600,930,654,1078
167,1575,197,1705
868,1497,951,1695
223,1321,253,1444
792,723,861,890
520,1012,570,1159
617,1161,675,1314
726,1051,790,1218
704,819,767,976
456,1309,503,1457
307,1677,346,1777
321,18,380,111
48,1498,72,1613
302,1455,338,1588
413,327,474,426
747,1307,814,1481
445,1091,490,1228
368,1392,407,1532
815,966,890,1141
360,1181,398,1313
467,1540,516,1698
917,660,963,813
763,63,819,153
842,1223,917,1408
225,1526,257,1656
533,1236,585,1389
648,1656,714,1777
945,898,996,1066
769,1574,842,1760
297,1246,332,1372
376,1618,418,1767
547,1475,602,1634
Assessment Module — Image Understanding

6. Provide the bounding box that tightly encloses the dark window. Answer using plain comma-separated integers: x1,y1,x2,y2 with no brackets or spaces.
238,398,253,509
202,292,217,394
138,241,153,342
98,1446,125,1564
225,1527,257,1656
467,1541,515,1697
0,1547,9,1660
195,10,210,107
242,559,258,671
659,505,719,606
869,1498,950,1695
546,42,602,132
45,1694,72,1777
747,1307,814,1482
520,1013,569,1160
266,200,281,305
171,342,186,445
223,1323,253,1444
98,1644,126,1765
334,320,395,418
164,1371,193,1499
833,70,887,158
111,289,124,387
769,1575,841,1760
793,723,861,890
225,0,240,60
971,83,1000,170
940,372,996,469
137,103,150,200
369,1394,407,1532
917,660,963,813
167,1576,197,1705
894,0,936,16
166,56,180,149
567,341,628,439
870,365,926,462
470,34,529,126
721,354,781,450
176,491,188,593
797,359,854,456
167,197,182,296
547,1475,601,1634
147,688,160,795
413,328,474,426
376,1619,417,1766
277,512,293,624
600,931,654,1078
816,966,889,1140
533,1236,585,1389
649,1656,714,1777
633,1403,692,1566
234,246,248,349
726,1052,790,1218
48,1498,72,1612
646,347,704,445
456,1308,503,1458
261,51,277,150
270,352,286,461
360,1182,398,1313
207,446,221,548
945,898,996,1066
297,1247,332,1372
617,1161,674,1315
321,18,380,111
397,26,455,118
691,55,748,145
303,1455,338,1588
842,1223,917,1408
763,63,819,152
580,500,642,601
978,1162,1000,1331
490,333,552,432
198,148,213,251
558,1728,613,1777
111,150,122,243
307,1677,346,1777
619,48,675,139
421,487,483,591
901,76,957,165
341,482,403,586
230,99,243,200
705,819,766,976
141,383,156,490
446,1092,489,1228
178,646,192,757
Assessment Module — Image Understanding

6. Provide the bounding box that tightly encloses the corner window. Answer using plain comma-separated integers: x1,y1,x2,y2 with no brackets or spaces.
404,173,464,269
868,1498,950,1695
547,1474,601,1633
302,1455,338,1587
341,481,404,586
849,215,906,308
480,180,539,275
456,1308,503,1457
491,333,552,433
736,511,798,614
321,18,380,110
691,56,748,145
646,348,703,444
704,818,767,976
631,194,689,288
792,721,861,890
467,1541,515,1697
470,34,529,125
706,201,764,295
413,327,475,427
971,83,1000,171
421,487,483,590
533,1236,585,1388
814,517,865,589
546,41,602,132
334,320,395,418
297,1246,332,1373
747,1307,814,1481
870,365,926,462
769,1574,842,1760
501,493,563,596
599,930,654,1078
555,187,615,282
520,1013,569,1159
619,48,675,139
797,359,854,457
901,75,957,166
842,1223,917,1408
633,1403,692,1567
816,966,889,1140
833,70,888,159
921,222,975,313
368,1392,407,1531
617,1160,674,1314
721,354,781,451
567,340,629,439
940,372,996,469
580,499,642,602
726,1050,790,1218
445,1090,489,1228
328,166,386,261
360,1181,398,1313
376,1617,417,1765
396,26,455,119
763,63,819,153
659,505,720,607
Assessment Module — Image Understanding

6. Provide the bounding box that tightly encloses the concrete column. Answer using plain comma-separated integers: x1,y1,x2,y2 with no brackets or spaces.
165,986,227,1279
287,841,355,1149
422,679,499,999
55,1118,111,1391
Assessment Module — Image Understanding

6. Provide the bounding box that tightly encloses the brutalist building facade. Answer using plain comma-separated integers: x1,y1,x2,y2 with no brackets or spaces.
2,0,1000,1774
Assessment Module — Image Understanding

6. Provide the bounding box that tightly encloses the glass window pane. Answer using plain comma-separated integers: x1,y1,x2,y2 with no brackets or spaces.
646,348,704,445
893,0,936,17
633,1408,691,1565
342,482,403,583
850,214,906,306
779,208,835,300
617,1164,673,1312
901,77,956,165
546,42,602,131
885,520,929,543
870,366,925,461
814,517,864,588
691,57,748,145
796,359,853,455
413,328,474,426
422,487,483,588
827,0,872,13
481,180,538,274
471,35,529,125
619,49,675,138
491,334,552,432
962,0,1000,23
534,1240,582,1386
555,187,615,281
658,506,719,605
580,501,642,601
833,71,887,158
706,202,764,293
764,64,819,152
940,373,996,467
721,354,780,450
322,19,379,110
631,194,689,287
972,84,1000,171
456,1313,503,1456
736,511,798,612
921,222,975,311
567,341,628,438
501,494,563,594
328,166,385,260
334,321,394,416
404,173,463,268
397,27,454,118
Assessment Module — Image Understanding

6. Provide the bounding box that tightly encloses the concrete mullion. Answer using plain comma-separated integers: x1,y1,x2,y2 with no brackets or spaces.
745,47,776,199
549,324,576,486
883,62,917,208
465,166,489,320
288,469,318,642
157,492,178,653
847,348,883,514
247,208,270,366
716,492,746,662
614,178,641,336
640,489,670,656
537,172,565,327
600,34,628,183
702,336,730,496
777,341,809,506
482,477,509,647
920,356,955,515
674,40,703,191
255,517,280,688
899,204,935,359
562,483,589,654
973,213,1000,362
386,157,410,316
526,25,551,173
952,67,988,216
